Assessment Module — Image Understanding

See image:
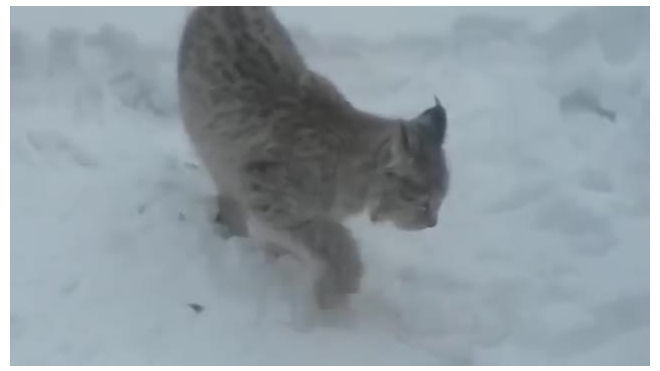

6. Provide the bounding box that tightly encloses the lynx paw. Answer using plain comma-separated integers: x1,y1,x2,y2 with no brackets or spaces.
314,261,362,310
315,273,350,310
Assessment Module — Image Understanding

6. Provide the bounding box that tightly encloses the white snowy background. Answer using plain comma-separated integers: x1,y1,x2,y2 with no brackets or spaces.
10,6,649,366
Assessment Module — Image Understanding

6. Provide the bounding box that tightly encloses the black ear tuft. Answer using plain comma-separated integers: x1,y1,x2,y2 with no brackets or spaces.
433,97,447,144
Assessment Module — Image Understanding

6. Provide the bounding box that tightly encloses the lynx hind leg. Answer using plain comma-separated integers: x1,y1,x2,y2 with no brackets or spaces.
214,194,249,239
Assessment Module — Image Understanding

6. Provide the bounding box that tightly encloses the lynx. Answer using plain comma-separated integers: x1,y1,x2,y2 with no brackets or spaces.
177,6,449,309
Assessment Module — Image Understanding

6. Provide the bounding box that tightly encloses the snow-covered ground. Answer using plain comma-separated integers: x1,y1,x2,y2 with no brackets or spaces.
10,6,649,366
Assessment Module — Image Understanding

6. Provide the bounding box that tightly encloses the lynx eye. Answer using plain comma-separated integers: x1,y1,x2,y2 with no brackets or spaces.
399,183,424,203
399,190,417,203
412,195,431,210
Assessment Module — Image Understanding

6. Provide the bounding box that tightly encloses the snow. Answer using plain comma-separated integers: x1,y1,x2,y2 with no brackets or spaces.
10,6,649,366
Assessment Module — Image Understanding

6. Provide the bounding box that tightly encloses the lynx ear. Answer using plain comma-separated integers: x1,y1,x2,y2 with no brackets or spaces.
413,96,447,145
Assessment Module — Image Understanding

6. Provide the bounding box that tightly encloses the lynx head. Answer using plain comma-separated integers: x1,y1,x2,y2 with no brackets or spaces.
370,96,449,231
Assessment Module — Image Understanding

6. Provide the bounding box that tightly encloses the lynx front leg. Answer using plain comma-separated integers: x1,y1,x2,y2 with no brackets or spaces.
250,214,364,309
214,194,249,239
240,159,363,309
289,218,364,309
